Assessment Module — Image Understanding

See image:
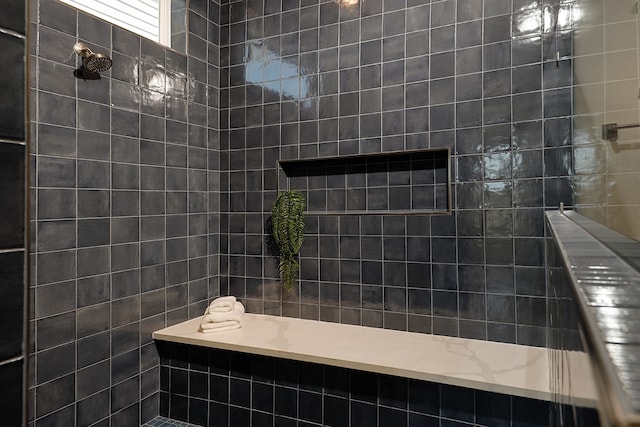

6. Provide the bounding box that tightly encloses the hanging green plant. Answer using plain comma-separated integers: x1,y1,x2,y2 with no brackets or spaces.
271,190,305,292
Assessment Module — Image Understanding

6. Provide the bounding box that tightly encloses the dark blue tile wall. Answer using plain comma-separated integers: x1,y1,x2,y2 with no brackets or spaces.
219,0,575,346
29,0,220,425
158,343,600,427
0,0,27,425
546,232,582,352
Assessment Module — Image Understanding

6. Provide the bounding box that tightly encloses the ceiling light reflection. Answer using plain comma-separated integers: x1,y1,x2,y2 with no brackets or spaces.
519,13,541,34
337,0,358,7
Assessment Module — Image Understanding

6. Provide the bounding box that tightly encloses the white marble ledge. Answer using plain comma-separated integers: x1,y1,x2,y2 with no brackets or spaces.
153,314,597,408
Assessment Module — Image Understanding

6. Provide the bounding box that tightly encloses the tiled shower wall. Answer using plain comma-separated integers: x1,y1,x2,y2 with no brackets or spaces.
0,0,28,425
219,0,574,345
26,0,579,424
29,0,220,425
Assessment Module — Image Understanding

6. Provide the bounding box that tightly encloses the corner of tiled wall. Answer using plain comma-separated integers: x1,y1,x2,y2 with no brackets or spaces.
28,0,220,424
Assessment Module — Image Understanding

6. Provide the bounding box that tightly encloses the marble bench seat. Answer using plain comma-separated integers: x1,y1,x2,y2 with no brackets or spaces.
153,313,598,408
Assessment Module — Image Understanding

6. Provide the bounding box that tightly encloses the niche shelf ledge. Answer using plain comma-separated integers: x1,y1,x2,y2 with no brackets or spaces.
277,148,451,215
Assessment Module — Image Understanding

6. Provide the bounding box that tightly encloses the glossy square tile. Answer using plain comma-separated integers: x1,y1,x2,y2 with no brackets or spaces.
0,35,26,140
431,25,454,53
0,251,24,359
0,143,25,251
0,360,24,425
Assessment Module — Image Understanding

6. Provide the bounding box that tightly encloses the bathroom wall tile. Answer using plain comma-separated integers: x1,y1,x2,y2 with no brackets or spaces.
39,0,77,35
78,159,110,189
38,156,76,188
35,280,75,318
112,190,139,217
0,34,25,139
487,295,515,323
0,360,23,426
37,220,76,251
0,0,25,34
0,251,24,360
77,389,110,426
38,59,76,98
38,123,76,157
77,130,110,161
0,143,25,249
488,322,516,343
77,275,110,308
456,46,482,74
476,390,511,425
77,247,109,278
36,342,76,384
431,25,454,53
112,270,141,299
77,76,111,105
78,13,111,49
36,311,76,351
39,92,77,128
110,136,138,164
77,218,110,247
456,20,481,49
78,100,111,133
112,108,141,138
78,189,110,218
36,249,76,285
37,24,75,65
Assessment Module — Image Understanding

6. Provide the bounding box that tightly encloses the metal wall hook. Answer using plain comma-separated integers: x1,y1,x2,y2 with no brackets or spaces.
602,122,640,142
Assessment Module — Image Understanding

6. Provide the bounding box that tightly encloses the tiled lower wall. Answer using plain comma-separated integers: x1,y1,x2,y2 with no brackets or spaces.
545,231,583,352
158,342,600,427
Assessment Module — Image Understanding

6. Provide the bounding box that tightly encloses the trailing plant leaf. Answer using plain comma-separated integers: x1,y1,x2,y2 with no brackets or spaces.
271,191,305,291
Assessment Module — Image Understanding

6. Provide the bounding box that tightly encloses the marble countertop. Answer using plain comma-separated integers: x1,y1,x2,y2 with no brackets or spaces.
153,313,597,407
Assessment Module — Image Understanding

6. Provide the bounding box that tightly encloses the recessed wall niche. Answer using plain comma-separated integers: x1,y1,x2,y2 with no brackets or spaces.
278,148,451,215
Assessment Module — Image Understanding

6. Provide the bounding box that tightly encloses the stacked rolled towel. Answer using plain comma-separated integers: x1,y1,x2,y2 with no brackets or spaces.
200,296,245,333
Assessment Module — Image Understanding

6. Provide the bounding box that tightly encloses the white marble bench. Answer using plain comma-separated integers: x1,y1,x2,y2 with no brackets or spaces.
153,313,598,408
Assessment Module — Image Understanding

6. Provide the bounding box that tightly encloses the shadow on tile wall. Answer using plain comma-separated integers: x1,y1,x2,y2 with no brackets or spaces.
219,0,574,345
28,0,220,425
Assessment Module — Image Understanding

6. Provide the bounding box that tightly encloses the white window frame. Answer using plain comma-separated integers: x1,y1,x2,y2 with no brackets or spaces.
158,0,172,47
58,0,174,48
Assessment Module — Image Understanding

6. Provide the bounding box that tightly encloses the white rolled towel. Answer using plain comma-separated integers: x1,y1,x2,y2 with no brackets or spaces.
200,301,245,333
205,296,237,314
